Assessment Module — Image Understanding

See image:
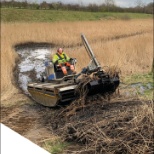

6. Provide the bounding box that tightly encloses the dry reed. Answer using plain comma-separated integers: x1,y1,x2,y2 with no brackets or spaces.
49,98,153,154
1,19,153,102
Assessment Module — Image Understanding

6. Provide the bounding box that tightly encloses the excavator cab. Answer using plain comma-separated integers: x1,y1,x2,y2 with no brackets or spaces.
54,58,77,79
42,58,77,81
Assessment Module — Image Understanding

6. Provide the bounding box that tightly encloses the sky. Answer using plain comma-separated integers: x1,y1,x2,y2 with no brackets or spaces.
3,0,153,7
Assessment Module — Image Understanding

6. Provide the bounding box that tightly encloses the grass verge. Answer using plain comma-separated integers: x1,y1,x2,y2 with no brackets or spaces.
122,72,153,100
43,139,69,154
1,8,153,22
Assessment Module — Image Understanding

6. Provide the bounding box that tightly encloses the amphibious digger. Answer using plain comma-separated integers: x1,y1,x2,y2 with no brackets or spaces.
27,34,120,107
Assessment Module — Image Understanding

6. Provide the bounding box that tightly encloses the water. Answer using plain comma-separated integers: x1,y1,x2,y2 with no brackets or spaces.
130,82,153,94
119,81,153,98
16,48,51,94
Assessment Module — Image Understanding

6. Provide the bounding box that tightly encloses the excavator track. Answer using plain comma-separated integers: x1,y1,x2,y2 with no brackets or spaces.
28,82,77,107
28,74,119,107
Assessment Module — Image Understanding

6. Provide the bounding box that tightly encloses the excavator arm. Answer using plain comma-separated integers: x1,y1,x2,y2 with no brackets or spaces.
81,33,101,72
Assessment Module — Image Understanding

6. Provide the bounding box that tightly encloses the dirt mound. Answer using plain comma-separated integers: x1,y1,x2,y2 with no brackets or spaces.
43,97,153,154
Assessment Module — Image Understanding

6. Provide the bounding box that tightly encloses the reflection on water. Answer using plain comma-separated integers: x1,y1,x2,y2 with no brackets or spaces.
16,48,51,93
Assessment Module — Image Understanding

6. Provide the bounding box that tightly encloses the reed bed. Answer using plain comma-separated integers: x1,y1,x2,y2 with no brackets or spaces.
1,19,153,101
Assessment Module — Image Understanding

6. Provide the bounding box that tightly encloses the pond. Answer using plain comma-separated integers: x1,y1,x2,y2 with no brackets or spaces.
16,47,52,94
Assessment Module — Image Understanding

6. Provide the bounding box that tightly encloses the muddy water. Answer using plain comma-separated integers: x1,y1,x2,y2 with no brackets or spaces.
130,82,153,94
16,48,52,94
120,82,153,97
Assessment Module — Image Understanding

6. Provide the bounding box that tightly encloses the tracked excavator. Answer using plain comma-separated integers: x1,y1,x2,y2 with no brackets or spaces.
27,34,120,107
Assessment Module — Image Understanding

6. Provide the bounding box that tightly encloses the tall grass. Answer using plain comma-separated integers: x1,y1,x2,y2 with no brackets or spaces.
1,19,153,102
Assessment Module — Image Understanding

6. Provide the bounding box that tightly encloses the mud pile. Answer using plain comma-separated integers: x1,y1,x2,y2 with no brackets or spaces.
44,97,153,154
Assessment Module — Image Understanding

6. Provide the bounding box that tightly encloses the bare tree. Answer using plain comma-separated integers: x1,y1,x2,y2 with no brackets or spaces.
135,0,145,7
11,0,15,7
134,0,146,13
40,1,49,9
78,0,83,6
22,0,28,8
104,0,115,12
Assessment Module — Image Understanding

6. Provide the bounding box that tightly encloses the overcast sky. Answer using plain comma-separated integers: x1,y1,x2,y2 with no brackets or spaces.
3,0,153,7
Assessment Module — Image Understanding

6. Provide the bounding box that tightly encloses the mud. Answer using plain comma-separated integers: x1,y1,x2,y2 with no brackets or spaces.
1,103,56,146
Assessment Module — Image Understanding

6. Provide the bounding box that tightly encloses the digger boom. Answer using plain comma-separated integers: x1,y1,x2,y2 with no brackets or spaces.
81,34,101,71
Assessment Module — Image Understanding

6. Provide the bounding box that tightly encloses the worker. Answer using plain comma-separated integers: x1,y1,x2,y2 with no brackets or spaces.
52,48,75,75
52,48,70,64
